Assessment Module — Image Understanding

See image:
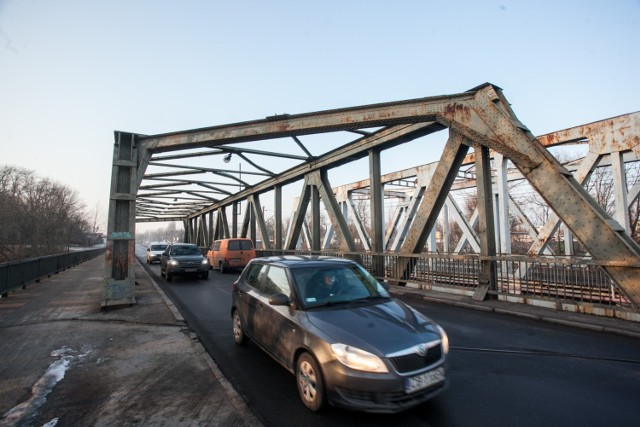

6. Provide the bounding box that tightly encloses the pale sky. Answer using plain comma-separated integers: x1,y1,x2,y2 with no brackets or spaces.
1,0,638,232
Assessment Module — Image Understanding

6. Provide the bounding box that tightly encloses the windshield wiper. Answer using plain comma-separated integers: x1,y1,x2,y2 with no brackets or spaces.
308,300,352,309
350,295,390,304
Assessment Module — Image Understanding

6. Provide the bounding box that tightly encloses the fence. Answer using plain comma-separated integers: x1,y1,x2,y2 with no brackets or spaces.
0,248,106,297
256,249,638,317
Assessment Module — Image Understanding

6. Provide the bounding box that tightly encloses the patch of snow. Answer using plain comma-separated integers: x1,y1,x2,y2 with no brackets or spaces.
0,345,94,426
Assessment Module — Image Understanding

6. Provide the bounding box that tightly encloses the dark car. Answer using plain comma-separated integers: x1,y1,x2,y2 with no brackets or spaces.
160,243,209,281
231,256,449,413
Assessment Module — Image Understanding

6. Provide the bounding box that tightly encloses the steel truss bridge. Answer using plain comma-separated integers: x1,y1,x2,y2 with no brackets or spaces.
105,83,640,320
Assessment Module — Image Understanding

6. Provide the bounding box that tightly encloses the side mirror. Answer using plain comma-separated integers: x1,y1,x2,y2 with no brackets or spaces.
269,293,291,306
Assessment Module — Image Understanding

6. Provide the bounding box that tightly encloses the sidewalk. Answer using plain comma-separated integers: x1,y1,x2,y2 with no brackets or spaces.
389,285,640,339
0,256,261,427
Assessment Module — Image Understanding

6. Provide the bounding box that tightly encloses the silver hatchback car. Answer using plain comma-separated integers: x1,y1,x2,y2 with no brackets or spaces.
146,242,168,264
231,256,448,413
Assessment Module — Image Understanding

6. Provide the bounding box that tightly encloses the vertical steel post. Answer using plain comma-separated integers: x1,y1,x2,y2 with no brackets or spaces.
474,145,498,300
103,132,137,308
232,202,239,238
311,185,321,252
182,219,188,243
611,152,630,232
442,204,449,253
275,186,282,250
207,211,213,247
250,204,257,247
495,153,511,254
369,149,384,277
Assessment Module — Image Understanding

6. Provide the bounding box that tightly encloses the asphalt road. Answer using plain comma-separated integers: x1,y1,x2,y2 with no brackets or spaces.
136,246,640,427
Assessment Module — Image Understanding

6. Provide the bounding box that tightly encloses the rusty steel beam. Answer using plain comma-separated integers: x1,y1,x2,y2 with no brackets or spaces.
139,91,474,153
307,170,357,252
285,175,312,250
461,111,640,165
448,86,640,304
400,132,470,253
391,132,470,283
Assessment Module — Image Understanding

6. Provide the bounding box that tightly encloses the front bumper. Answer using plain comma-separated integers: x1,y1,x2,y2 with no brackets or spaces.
323,360,448,413
166,264,209,276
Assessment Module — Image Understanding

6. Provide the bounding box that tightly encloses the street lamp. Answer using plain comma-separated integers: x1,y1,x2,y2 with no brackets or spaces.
222,152,241,189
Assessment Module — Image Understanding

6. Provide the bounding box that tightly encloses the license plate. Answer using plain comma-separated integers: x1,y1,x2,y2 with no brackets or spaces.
404,367,445,394
185,268,197,272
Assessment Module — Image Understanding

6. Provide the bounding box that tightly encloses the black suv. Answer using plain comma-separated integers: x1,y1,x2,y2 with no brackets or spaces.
160,243,209,281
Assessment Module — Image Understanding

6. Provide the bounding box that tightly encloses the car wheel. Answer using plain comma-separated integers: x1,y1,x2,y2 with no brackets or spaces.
296,352,325,412
166,272,172,282
219,262,226,274
232,310,247,345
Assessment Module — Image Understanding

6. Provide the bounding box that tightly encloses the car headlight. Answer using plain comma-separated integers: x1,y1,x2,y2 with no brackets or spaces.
201,259,209,265
436,325,449,354
330,343,389,373
169,260,179,266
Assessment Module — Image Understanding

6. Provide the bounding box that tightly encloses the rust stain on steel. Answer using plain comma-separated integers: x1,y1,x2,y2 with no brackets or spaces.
442,103,473,123
277,122,291,132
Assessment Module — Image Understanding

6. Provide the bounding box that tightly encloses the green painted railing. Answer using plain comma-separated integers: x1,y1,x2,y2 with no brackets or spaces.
0,248,106,297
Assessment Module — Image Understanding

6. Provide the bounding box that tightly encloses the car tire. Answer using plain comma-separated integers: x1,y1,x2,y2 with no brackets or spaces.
166,272,172,282
296,352,325,412
232,310,247,345
219,262,226,274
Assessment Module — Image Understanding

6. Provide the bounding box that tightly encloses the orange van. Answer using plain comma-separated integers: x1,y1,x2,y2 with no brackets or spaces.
207,238,256,273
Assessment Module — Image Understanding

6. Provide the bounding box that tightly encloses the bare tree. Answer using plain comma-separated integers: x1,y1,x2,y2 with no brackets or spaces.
0,165,90,261
585,166,615,216
626,162,640,244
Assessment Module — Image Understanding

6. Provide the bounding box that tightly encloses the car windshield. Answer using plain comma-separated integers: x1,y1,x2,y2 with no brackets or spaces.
291,264,390,309
151,245,167,251
172,246,201,256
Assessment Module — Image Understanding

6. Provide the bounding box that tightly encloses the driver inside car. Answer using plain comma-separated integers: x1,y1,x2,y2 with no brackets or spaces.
309,271,342,299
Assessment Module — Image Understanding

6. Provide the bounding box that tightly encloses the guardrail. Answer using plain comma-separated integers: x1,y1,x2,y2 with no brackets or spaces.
0,248,106,297
256,249,638,318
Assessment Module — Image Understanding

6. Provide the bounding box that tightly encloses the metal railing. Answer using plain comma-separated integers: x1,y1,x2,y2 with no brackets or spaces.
256,249,638,315
0,248,106,297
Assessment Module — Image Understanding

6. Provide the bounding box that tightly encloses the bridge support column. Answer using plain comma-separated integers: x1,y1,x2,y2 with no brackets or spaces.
370,149,385,278
474,145,498,301
103,132,138,308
